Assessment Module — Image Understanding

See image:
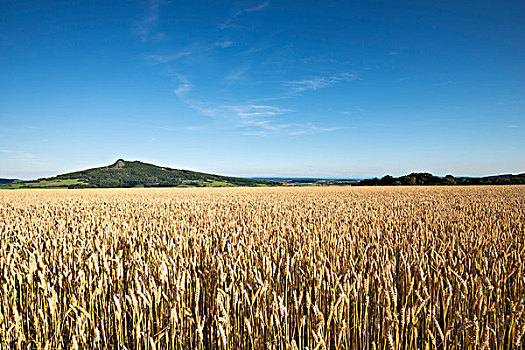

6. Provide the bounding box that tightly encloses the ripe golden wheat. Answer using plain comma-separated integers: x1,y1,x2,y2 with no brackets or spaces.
0,186,524,349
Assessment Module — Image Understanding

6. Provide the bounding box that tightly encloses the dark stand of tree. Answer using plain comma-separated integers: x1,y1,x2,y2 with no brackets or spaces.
0,178,18,185
357,172,525,186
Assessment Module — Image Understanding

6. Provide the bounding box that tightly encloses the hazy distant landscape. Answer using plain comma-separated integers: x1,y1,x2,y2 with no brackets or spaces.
1,159,524,189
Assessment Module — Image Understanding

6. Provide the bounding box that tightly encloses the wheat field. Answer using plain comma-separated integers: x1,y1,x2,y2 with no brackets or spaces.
0,186,524,349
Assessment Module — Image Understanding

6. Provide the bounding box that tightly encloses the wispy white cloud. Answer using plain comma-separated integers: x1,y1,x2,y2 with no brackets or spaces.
146,53,189,64
220,1,270,29
173,83,192,97
146,124,205,132
434,80,456,87
145,43,205,64
0,149,35,158
215,39,233,48
173,75,192,97
175,100,291,126
228,104,344,136
133,0,166,43
286,124,343,136
301,55,338,64
180,98,340,136
505,125,519,129
169,70,344,136
172,76,221,117
226,104,290,118
340,108,364,115
242,123,343,137
0,150,50,176
171,77,339,136
0,124,41,133
145,40,234,65
240,44,272,56
497,100,523,106
248,72,358,103
225,63,251,81
286,73,356,93
244,1,270,12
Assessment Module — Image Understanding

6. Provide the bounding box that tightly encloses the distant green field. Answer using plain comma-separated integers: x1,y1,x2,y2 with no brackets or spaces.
0,179,254,189
0,179,88,189
0,179,249,189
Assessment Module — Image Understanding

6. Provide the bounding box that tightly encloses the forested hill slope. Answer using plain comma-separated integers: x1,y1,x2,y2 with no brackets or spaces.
0,159,276,188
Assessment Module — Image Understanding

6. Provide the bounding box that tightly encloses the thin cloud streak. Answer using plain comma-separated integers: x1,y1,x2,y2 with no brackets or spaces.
145,41,234,64
172,77,340,136
341,108,364,115
225,63,251,81
172,76,192,99
215,39,234,48
0,149,49,169
497,100,523,106
220,1,270,29
225,105,292,118
244,1,270,12
133,0,166,43
249,72,357,103
242,123,344,137
0,149,35,158
286,73,356,93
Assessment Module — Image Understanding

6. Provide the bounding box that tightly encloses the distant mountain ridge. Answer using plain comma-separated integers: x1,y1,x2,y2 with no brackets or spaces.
0,159,277,189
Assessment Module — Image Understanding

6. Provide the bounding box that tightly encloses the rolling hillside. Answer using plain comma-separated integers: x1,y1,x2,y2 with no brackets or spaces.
0,159,277,189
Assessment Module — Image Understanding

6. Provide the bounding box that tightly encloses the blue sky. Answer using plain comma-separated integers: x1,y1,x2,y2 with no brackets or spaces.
1,0,524,179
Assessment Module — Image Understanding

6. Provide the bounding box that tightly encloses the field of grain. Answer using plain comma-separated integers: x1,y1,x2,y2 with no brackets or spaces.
0,186,524,349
